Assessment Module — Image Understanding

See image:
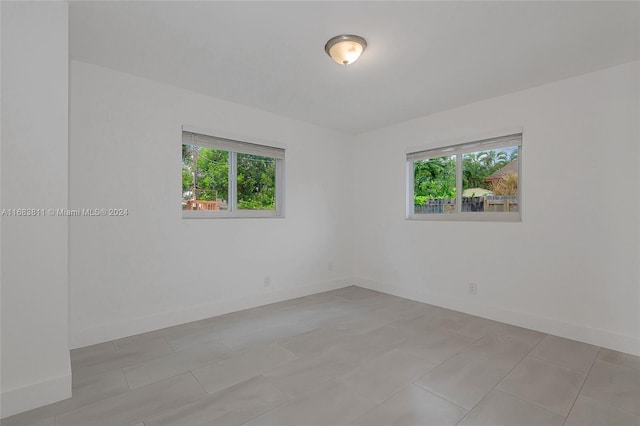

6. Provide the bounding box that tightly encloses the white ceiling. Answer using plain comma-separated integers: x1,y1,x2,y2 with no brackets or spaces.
69,1,640,134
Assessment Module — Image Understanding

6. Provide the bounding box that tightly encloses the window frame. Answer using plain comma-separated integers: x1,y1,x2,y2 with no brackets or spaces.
406,130,522,222
182,126,285,219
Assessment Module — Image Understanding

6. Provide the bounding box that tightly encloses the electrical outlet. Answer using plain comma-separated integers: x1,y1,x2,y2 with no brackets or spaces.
264,275,271,287
468,282,477,295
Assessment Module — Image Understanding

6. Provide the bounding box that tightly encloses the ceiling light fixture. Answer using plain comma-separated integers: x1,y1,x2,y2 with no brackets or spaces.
324,34,367,66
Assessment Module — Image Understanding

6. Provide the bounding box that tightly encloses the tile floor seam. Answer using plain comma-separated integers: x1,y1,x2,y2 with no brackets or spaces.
410,327,531,410
492,386,569,418
529,353,595,375
163,336,176,353
570,393,640,418
372,382,470,425
347,385,391,422
344,385,406,426
453,332,550,426
133,373,210,425
409,332,493,406
234,379,304,426
122,367,134,391
496,387,570,420
562,347,601,426
411,383,460,411
412,383,468,413
596,356,640,371
188,370,209,395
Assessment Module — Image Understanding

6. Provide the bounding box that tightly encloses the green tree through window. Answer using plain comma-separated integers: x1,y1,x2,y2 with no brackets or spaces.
182,131,284,217
237,153,276,210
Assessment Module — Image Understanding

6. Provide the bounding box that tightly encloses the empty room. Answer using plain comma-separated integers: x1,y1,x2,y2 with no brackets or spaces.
1,1,639,425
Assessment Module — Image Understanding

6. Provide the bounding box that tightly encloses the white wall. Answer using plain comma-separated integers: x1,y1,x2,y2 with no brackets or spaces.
67,60,640,355
351,61,640,356
69,61,354,348
1,1,71,417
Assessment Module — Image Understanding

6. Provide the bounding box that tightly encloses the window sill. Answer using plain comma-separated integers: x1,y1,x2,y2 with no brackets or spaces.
182,210,284,219
406,212,521,222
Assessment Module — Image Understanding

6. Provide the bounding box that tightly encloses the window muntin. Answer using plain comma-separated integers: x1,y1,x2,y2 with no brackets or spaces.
407,133,521,221
182,131,284,218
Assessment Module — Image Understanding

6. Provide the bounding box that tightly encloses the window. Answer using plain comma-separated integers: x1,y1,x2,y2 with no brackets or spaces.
182,129,284,218
407,133,521,221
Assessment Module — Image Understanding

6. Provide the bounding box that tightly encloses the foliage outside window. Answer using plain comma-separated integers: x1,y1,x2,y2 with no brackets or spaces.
407,133,522,221
182,130,284,218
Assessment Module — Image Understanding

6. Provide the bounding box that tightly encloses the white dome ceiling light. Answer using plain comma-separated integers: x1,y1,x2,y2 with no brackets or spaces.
324,34,367,66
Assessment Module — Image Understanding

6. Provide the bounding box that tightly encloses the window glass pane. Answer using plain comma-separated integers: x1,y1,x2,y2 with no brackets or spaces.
237,153,276,210
462,147,518,213
414,155,457,214
182,144,229,211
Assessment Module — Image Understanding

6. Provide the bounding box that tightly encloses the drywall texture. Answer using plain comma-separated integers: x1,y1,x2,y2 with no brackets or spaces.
69,61,354,348
352,61,640,355
1,1,71,417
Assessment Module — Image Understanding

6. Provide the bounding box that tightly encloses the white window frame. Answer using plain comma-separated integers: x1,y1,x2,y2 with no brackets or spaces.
406,130,522,222
182,126,285,219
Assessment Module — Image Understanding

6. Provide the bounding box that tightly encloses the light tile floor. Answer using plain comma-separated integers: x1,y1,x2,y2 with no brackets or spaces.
3,286,639,426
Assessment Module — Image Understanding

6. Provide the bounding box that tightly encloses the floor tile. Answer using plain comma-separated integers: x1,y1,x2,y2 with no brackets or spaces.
111,321,203,348
581,359,640,415
476,323,544,348
165,326,229,352
530,335,599,373
264,346,360,398
565,395,640,426
242,382,375,426
191,343,297,395
367,298,432,323
1,414,56,426
196,305,261,329
414,350,516,410
2,369,130,426
71,336,174,378
219,321,319,350
497,356,585,416
278,326,357,357
393,327,474,364
332,324,409,362
172,306,327,352
341,348,437,403
69,341,116,366
457,389,564,426
400,309,489,340
350,384,467,426
8,287,617,426
55,373,207,426
123,338,231,389
144,376,290,426
338,295,402,314
441,314,500,340
333,287,383,301
465,325,539,364
329,312,395,335
598,348,640,371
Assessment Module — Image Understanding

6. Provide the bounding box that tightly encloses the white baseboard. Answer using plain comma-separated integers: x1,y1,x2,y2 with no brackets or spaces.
0,370,71,419
71,278,351,349
354,277,640,357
